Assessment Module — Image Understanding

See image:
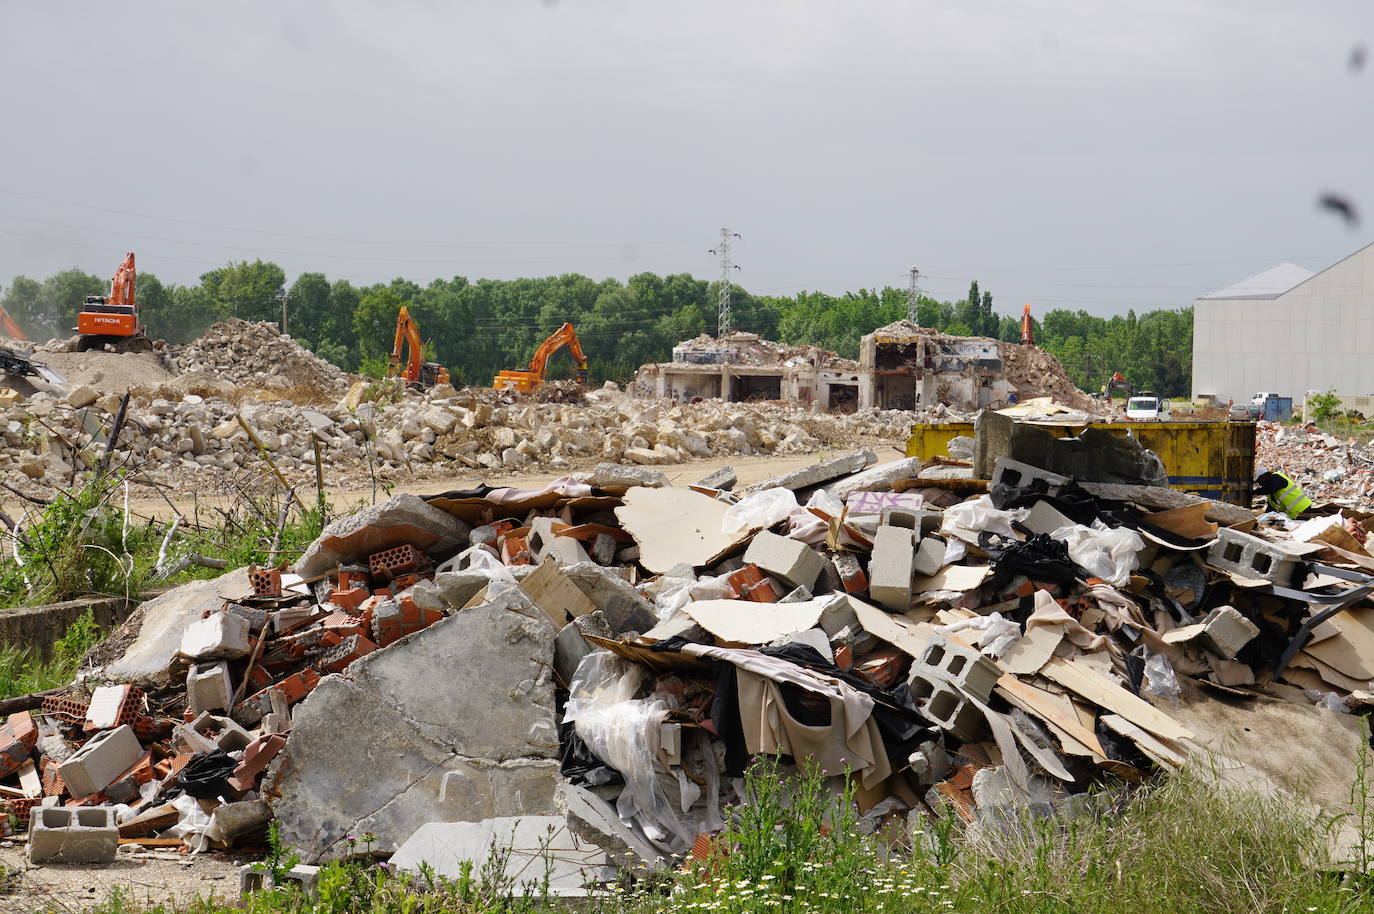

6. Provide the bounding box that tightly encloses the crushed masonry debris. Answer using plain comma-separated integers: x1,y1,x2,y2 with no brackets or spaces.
7,406,1374,887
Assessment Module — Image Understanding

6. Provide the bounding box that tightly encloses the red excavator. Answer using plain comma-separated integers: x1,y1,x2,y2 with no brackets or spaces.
388,305,451,389
493,322,589,393
76,252,152,351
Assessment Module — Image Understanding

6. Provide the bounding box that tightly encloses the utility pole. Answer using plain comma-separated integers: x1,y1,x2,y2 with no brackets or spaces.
709,228,741,337
273,291,293,335
906,267,922,323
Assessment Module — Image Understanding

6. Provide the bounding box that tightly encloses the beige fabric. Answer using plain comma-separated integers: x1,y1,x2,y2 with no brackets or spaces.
681,643,891,788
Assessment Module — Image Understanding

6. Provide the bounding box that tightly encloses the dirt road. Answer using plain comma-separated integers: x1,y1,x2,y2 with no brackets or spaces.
2,445,906,526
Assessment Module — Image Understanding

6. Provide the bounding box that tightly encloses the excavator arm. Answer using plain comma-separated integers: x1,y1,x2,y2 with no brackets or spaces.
526,323,589,383
387,306,450,388
107,252,136,307
389,305,424,384
0,304,26,342
493,322,590,392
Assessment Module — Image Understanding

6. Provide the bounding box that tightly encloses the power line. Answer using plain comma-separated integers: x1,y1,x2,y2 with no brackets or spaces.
0,188,712,251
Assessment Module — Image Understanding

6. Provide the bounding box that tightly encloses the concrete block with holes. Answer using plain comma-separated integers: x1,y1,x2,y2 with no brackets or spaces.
991,457,1072,495
1205,526,1301,587
28,806,118,864
57,726,141,799
177,712,253,755
906,674,983,742
528,518,592,566
912,635,1001,703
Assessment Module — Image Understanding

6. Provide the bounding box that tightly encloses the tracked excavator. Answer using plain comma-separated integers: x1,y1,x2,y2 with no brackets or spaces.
388,305,450,389
493,322,589,393
76,252,153,352
0,306,63,385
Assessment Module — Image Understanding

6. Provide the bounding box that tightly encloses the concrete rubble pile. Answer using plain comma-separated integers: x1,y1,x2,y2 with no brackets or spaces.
1257,419,1374,508
5,419,1374,888
0,379,911,498
167,319,352,393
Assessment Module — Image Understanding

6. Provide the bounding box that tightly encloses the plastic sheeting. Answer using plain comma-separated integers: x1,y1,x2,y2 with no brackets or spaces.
564,651,713,850
1051,521,1145,587
722,488,798,536
941,496,1027,545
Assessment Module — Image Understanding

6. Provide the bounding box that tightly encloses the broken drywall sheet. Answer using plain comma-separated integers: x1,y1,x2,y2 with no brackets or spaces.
683,598,828,644
614,486,740,573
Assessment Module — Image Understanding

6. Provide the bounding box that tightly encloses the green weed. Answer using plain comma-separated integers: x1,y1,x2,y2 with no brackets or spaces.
0,609,103,699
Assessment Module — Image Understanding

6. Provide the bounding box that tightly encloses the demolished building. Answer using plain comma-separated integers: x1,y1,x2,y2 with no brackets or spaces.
635,325,1100,415
632,333,864,412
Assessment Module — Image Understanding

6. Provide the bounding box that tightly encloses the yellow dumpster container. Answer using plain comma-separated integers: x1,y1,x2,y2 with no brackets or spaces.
904,420,1257,506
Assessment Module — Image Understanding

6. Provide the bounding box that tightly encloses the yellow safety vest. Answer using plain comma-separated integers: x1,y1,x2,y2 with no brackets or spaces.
1267,471,1312,519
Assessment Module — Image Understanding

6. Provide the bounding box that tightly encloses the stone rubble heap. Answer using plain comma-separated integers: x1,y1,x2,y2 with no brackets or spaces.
167,319,351,393
0,381,919,495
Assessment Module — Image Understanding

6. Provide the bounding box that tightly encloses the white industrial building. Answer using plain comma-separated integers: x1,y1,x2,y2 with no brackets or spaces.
1191,242,1374,403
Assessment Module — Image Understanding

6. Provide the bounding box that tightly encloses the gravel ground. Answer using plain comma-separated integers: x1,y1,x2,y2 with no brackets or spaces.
0,843,244,912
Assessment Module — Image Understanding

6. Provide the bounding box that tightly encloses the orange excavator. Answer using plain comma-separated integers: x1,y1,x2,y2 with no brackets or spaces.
493,322,589,393
388,305,451,389
0,304,26,342
76,252,152,351
1020,304,1035,347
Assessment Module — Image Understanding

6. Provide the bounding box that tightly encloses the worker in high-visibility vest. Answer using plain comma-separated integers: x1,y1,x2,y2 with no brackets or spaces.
1254,469,1313,518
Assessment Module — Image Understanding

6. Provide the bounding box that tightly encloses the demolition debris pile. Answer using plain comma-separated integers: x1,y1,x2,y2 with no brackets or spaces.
1258,420,1374,507
3,429,1371,889
168,319,351,393
0,321,914,496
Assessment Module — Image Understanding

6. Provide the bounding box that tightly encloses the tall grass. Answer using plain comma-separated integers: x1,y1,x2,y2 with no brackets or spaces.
0,609,102,699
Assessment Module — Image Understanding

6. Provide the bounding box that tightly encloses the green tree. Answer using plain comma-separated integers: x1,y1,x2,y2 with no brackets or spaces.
201,260,287,322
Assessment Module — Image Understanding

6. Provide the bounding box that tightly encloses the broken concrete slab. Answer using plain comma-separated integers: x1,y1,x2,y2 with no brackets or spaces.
554,612,611,686
819,457,924,502
102,570,250,687
614,487,740,574
390,816,613,896
295,494,471,580
269,602,562,860
697,466,737,491
558,782,668,870
590,463,669,489
562,563,658,635
741,449,877,495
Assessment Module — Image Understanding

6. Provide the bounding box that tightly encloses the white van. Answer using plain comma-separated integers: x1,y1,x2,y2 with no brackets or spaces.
1125,395,1171,421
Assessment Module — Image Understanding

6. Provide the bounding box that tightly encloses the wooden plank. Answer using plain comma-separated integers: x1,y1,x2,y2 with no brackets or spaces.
1101,714,1190,769
995,674,1104,756
517,559,597,624
1041,658,1194,742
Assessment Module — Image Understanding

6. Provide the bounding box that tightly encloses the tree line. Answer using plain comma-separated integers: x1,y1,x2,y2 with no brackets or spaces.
0,263,1194,396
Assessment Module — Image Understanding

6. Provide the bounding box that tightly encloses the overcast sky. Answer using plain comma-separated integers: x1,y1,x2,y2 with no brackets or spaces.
1,1,1371,319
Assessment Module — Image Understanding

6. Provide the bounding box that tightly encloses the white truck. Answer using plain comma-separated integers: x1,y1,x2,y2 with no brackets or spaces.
1125,395,1171,421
